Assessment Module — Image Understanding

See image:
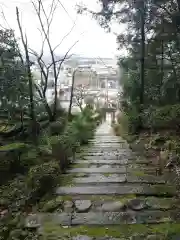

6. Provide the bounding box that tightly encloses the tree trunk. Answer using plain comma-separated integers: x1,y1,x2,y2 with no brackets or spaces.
16,7,37,142
68,69,76,120
138,0,145,131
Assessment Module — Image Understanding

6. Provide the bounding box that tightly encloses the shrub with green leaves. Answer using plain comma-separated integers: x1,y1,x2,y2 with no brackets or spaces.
142,104,180,130
0,143,30,184
27,161,60,200
49,118,66,136
50,110,97,170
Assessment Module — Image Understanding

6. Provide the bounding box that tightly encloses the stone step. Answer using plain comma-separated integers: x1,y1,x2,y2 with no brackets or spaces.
25,210,179,228
82,146,127,150
71,211,175,225
56,185,176,196
68,166,170,175
67,167,127,174
74,175,126,184
74,159,150,165
73,174,166,184
83,148,132,154
83,155,135,161
75,197,179,211
89,140,123,143
50,195,178,210
74,160,129,165
84,152,131,156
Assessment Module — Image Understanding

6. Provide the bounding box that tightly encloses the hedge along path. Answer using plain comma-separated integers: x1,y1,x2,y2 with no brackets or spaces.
26,122,180,239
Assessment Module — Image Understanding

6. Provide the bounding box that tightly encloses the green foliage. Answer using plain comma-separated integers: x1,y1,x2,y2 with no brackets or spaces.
0,142,28,151
142,104,180,130
50,109,97,171
41,196,63,212
49,119,66,136
0,143,31,184
0,29,29,119
27,161,60,200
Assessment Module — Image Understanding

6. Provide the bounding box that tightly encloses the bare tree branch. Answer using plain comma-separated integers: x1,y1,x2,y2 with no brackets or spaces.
16,6,37,139
52,16,77,52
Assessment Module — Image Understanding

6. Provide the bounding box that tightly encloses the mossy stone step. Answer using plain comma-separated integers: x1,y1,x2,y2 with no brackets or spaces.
56,185,176,196
74,160,129,165
25,210,180,228
74,174,126,184
73,174,166,184
71,210,176,225
67,167,127,174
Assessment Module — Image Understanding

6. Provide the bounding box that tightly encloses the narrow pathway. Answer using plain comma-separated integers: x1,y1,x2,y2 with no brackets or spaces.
27,122,179,239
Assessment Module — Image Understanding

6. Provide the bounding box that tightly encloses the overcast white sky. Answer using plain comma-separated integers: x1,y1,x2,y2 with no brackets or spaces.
0,0,126,58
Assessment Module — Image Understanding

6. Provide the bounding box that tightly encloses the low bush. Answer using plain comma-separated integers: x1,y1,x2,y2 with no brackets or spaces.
41,196,63,212
51,109,97,171
49,117,66,136
142,104,180,130
120,104,180,134
27,161,60,201
0,143,30,184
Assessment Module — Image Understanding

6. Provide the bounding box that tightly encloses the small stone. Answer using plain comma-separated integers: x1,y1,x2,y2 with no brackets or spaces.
62,226,69,229
101,201,125,211
25,214,40,228
76,173,88,177
75,200,92,212
101,165,111,168
127,199,147,211
72,235,93,240
147,235,160,240
64,201,73,213
130,234,145,240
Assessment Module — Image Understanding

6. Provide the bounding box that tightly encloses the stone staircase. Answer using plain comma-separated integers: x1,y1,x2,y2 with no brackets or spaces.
26,122,180,239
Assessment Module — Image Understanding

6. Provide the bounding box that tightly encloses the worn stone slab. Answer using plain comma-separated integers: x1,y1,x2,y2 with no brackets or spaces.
89,139,123,142
25,213,71,228
127,199,147,211
84,156,130,161
75,200,92,212
126,175,166,184
25,210,179,228
71,211,174,225
64,201,74,213
72,236,93,240
67,167,127,174
145,197,178,210
83,151,132,156
101,201,125,211
74,174,126,184
56,185,176,196
74,160,129,165
83,147,128,151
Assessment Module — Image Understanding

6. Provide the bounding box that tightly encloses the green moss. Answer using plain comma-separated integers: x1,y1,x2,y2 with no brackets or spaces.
72,162,89,168
58,195,73,201
41,223,180,238
41,196,64,212
0,124,15,133
58,174,75,187
151,185,176,195
102,173,113,177
0,142,28,151
132,170,147,177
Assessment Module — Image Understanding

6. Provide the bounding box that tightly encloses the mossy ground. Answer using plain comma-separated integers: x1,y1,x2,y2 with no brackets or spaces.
40,223,180,239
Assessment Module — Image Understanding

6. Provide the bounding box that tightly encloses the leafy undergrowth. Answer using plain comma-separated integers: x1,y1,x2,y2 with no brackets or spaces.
0,108,101,239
